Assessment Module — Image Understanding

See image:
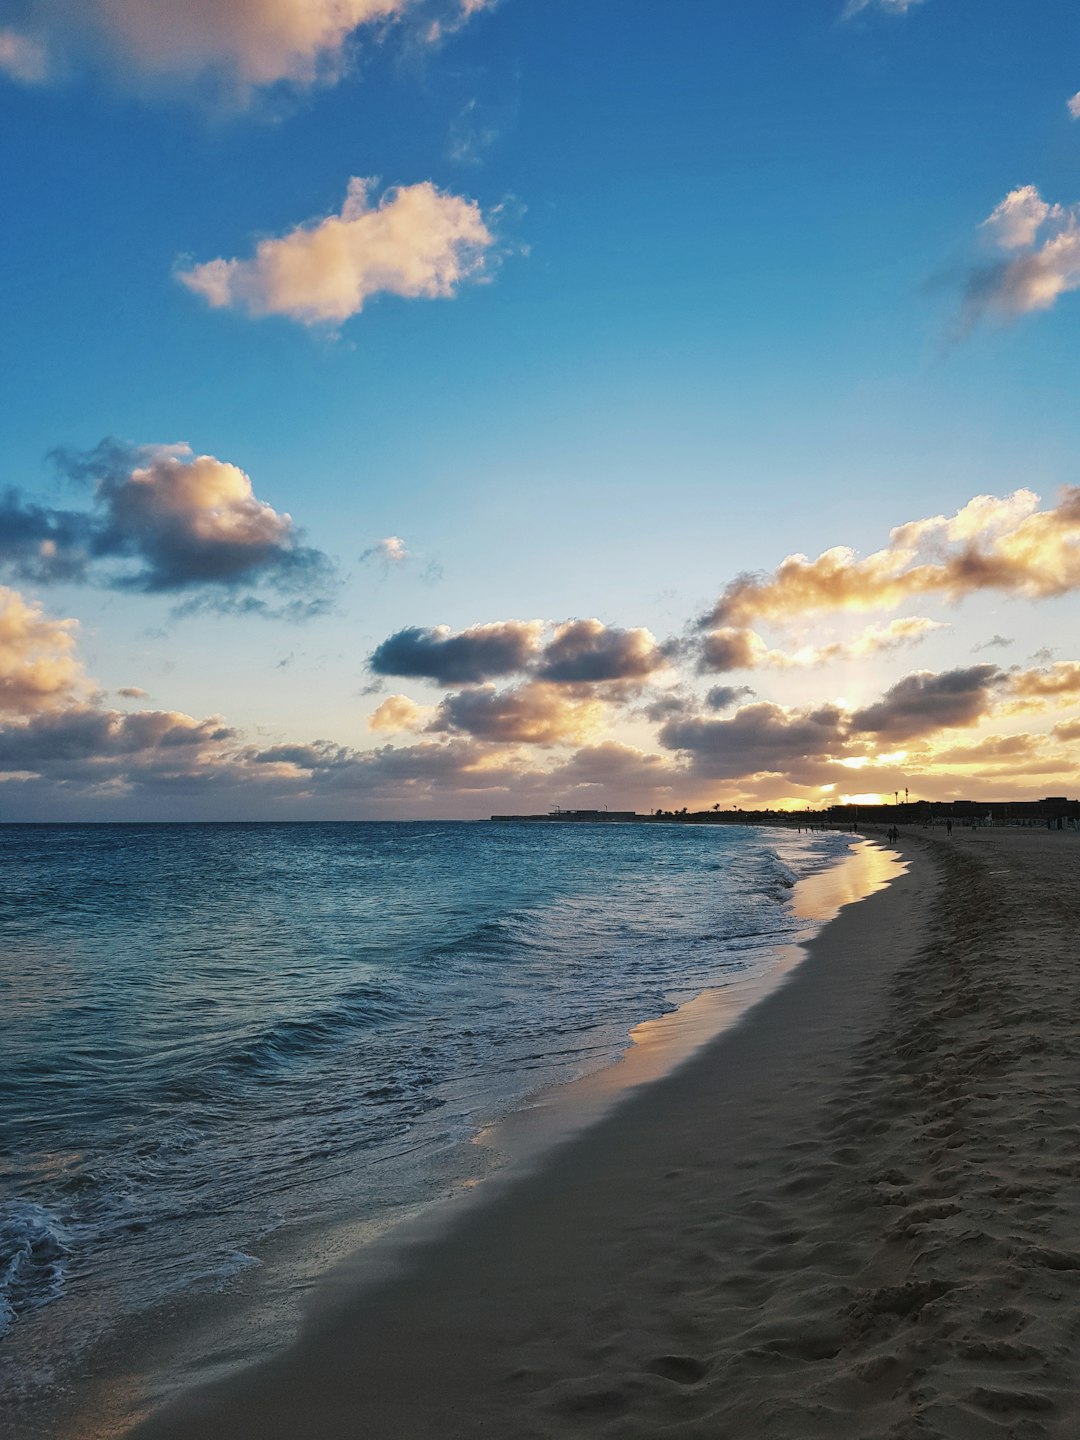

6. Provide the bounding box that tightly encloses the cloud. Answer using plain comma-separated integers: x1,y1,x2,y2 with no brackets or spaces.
0,440,333,610
973,633,1013,652
0,586,88,715
705,684,755,711
116,686,149,699
369,621,543,685
698,627,764,673
0,28,47,82
964,186,1080,324
981,186,1061,251
843,0,925,16
0,704,235,781
430,682,605,745
1069,92,1080,121
930,732,1043,766
0,2,486,94
1008,660,1080,701
849,664,1004,741
360,536,410,566
545,741,678,803
535,619,669,685
659,701,848,781
704,488,1080,627
178,178,494,328
368,693,433,733
698,617,945,673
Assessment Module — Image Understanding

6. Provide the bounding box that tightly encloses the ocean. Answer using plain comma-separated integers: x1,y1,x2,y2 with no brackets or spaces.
0,819,859,1428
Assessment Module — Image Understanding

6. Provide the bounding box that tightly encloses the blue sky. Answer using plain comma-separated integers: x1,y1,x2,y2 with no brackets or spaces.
3,0,1080,819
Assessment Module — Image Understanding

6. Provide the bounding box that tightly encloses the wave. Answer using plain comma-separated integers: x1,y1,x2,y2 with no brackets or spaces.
0,1201,71,1338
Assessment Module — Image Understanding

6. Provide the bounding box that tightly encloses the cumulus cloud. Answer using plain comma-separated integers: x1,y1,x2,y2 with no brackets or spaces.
0,1,486,93
0,440,333,611
534,619,669,686
1069,92,1080,121
370,617,674,697
849,664,1004,741
178,178,494,328
368,693,433,732
639,691,694,724
704,488,1080,628
0,587,87,715
430,682,605,745
659,702,848,781
117,686,149,699
964,186,1080,325
705,684,755,711
1008,660,1080,702
698,627,764,673
0,704,235,781
369,621,543,685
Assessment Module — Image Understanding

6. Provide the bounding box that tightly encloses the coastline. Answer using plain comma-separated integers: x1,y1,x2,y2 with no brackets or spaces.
29,829,891,1440
129,826,1080,1439
117,832,927,1440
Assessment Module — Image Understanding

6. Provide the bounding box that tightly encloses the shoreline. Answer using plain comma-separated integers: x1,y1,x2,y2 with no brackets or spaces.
28,830,890,1440
119,833,925,1440
131,826,1080,1439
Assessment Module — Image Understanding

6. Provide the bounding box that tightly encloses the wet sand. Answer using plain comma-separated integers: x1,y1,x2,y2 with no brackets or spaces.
131,826,1080,1440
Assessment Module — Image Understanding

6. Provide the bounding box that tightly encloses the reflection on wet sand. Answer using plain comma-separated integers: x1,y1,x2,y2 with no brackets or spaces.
478,839,904,1167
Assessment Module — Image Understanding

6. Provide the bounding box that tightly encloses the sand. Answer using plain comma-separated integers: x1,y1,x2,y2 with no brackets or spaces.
131,826,1080,1440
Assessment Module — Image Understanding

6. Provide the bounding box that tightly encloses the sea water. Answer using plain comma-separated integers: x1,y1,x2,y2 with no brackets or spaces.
0,820,854,1420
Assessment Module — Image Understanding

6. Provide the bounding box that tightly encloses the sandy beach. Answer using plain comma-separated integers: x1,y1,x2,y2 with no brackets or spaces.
128,826,1080,1440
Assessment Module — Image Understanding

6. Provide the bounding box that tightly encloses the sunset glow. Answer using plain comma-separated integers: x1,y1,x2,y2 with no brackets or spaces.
2,1,1079,818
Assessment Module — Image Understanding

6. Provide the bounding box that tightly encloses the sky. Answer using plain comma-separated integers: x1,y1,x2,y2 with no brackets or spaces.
2,0,1080,820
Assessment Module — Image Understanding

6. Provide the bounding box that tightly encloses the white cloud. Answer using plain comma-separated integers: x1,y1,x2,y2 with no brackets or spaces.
1068,92,1080,120
966,186,1080,322
178,178,494,327
981,185,1063,251
361,536,410,566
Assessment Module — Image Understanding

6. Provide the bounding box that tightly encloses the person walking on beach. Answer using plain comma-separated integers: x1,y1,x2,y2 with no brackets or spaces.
946,818,952,837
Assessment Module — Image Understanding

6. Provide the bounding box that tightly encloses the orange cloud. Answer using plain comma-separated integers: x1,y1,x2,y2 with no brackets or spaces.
368,694,433,733
1,1,486,91
0,587,87,715
699,616,945,672
1008,660,1080,701
179,178,494,327
705,489,1080,627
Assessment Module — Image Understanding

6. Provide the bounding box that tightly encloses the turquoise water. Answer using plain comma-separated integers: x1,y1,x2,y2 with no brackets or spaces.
0,820,852,1414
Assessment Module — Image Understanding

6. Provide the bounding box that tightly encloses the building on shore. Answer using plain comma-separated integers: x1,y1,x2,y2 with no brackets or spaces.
489,797,1079,827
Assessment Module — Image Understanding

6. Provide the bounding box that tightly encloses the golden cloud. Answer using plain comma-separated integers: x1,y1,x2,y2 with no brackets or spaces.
179,178,494,327
0,586,87,715
368,694,433,733
705,489,1080,628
